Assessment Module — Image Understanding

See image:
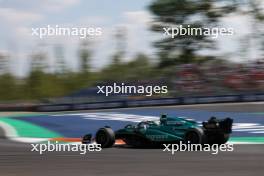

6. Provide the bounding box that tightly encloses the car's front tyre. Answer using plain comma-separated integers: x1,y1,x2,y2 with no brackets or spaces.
95,127,115,148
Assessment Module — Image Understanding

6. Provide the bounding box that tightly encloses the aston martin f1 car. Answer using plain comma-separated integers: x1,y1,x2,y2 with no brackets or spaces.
82,115,233,148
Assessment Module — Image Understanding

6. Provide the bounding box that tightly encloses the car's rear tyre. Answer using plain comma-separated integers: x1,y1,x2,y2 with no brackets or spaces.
184,128,204,144
95,127,115,148
222,134,230,144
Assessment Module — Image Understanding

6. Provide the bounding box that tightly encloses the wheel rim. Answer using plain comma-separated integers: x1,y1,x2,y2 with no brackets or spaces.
96,131,107,144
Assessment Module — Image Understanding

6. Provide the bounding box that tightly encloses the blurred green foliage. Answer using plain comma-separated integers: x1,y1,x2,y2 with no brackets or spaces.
0,0,263,101
149,0,237,67
0,53,157,101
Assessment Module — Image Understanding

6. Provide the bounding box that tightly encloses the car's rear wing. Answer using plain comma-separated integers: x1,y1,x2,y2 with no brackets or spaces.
202,117,233,134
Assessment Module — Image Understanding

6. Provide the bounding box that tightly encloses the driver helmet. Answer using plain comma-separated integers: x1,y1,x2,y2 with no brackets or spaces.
160,114,167,125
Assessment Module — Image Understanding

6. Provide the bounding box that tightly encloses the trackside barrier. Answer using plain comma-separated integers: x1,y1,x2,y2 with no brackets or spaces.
1,93,264,112
35,93,264,112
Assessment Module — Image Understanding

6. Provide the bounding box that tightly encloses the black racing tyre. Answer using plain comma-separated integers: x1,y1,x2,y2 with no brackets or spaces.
215,133,230,144
184,128,204,144
206,133,230,145
222,134,230,144
95,127,115,148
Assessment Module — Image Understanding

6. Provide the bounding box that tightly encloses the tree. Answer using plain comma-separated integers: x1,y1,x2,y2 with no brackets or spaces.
231,0,264,60
78,41,91,73
30,52,48,72
149,0,237,67
244,0,264,58
0,74,17,100
100,53,154,81
0,52,9,74
54,44,68,74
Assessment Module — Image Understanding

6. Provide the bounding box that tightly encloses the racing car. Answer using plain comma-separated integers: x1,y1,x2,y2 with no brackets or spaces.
82,114,233,148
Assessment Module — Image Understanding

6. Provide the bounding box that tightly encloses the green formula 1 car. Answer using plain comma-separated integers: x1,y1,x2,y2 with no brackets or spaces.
82,115,233,148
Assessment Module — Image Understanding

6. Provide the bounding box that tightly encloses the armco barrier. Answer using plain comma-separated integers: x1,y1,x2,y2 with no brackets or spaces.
35,93,264,112
1,93,264,112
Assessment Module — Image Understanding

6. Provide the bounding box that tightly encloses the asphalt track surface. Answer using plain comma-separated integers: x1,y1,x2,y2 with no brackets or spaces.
0,103,264,176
